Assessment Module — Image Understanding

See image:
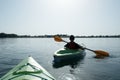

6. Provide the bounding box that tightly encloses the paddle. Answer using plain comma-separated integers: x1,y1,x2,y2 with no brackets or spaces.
54,36,109,57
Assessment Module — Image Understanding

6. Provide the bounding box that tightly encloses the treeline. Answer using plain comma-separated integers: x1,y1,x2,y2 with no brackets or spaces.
0,33,120,38
0,33,54,38
75,35,120,38
0,33,18,38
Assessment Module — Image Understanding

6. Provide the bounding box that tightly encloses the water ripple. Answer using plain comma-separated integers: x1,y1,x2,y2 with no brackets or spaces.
58,73,76,80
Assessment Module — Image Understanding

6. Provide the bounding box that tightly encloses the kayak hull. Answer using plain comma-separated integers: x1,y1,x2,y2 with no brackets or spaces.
1,56,55,80
53,48,86,62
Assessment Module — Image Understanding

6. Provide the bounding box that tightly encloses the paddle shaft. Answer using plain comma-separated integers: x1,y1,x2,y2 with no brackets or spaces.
84,48,94,52
62,40,68,43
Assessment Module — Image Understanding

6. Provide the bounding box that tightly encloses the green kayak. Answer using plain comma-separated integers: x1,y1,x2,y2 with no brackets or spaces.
0,56,55,80
53,48,86,62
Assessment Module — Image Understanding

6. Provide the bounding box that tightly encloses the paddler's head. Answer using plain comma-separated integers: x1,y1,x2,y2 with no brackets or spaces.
69,35,75,42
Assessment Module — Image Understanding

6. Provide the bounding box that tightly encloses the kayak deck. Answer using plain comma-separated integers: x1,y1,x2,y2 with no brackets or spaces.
1,56,55,80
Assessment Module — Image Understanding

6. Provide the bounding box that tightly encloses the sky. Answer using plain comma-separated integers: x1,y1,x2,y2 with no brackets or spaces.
0,0,120,36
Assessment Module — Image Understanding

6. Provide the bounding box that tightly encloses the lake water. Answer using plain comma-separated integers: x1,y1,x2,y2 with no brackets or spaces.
0,38,120,80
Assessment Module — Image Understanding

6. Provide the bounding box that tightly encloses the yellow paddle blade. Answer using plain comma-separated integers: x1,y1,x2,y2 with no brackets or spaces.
94,50,109,57
54,36,63,42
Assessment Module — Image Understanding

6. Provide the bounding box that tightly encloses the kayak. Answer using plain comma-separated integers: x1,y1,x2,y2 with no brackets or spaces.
53,48,86,62
0,56,55,80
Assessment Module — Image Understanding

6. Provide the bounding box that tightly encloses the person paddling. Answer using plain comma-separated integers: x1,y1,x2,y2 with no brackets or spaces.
64,35,84,50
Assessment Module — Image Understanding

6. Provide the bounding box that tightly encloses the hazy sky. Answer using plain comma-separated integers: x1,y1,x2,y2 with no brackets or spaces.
0,0,120,36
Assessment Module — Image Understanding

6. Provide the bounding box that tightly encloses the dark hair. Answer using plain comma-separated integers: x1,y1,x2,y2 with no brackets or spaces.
69,35,75,41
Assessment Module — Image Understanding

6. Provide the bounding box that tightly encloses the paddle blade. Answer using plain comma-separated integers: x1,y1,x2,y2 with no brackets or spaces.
54,36,63,42
94,50,109,57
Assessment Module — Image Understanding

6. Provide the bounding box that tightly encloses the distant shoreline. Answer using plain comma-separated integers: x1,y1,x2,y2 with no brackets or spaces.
0,33,120,38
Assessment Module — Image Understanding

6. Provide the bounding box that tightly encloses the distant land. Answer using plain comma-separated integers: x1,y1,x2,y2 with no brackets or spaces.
0,32,120,38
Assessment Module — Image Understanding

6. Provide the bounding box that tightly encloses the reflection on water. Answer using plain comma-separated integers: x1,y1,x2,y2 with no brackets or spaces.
53,57,85,80
53,58,84,69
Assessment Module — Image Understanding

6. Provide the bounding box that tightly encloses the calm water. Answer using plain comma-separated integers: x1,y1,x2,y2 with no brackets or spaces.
0,38,120,80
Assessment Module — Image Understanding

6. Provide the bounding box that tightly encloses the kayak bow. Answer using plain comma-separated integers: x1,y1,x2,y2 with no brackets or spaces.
1,56,55,80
